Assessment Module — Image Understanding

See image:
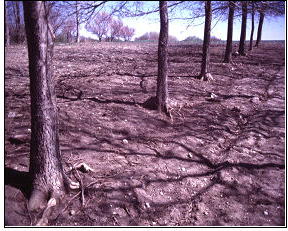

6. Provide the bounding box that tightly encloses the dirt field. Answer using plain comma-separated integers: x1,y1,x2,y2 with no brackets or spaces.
5,41,285,226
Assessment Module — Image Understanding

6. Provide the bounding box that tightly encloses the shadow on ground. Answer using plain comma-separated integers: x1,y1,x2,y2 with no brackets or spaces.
5,42,285,226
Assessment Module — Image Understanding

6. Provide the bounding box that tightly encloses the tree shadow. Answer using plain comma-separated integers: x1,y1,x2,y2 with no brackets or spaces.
86,97,137,106
5,41,285,226
5,167,32,199
77,136,284,225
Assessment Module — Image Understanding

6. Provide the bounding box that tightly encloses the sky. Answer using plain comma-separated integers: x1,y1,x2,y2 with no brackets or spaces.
122,15,285,41
81,2,286,41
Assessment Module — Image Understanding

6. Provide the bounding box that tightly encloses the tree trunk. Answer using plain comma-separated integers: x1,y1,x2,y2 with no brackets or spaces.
238,1,247,56
156,1,169,116
249,2,255,51
255,12,264,47
200,1,212,80
223,1,235,63
76,1,80,43
5,1,10,47
15,1,21,44
23,1,67,212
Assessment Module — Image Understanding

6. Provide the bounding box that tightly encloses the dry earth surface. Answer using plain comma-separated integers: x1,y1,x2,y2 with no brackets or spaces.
5,41,285,226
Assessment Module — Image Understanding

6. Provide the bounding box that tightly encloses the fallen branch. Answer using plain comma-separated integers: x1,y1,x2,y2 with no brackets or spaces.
61,192,81,214
52,191,81,222
73,169,85,207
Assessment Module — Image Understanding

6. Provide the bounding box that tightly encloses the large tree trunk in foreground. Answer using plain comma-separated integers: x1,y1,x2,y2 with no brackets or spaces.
14,1,21,44
23,1,67,212
255,11,264,47
238,1,248,55
200,1,212,80
5,1,10,47
249,2,255,51
156,1,169,116
224,1,235,63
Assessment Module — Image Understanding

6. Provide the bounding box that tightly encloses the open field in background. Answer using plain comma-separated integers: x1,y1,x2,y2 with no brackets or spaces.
5,41,285,226
54,40,286,46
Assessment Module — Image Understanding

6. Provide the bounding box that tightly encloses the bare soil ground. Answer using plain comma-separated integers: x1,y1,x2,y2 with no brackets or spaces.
5,41,285,226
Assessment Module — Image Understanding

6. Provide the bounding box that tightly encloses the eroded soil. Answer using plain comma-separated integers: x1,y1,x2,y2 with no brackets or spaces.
5,41,285,226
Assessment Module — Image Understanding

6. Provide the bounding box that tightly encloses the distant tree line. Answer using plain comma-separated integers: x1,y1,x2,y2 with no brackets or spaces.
5,1,26,45
85,12,135,42
5,1,135,44
135,31,178,42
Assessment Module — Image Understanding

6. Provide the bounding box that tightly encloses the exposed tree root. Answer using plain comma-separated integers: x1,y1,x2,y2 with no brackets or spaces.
28,189,48,212
161,105,171,118
199,72,214,81
27,165,89,225
35,198,57,226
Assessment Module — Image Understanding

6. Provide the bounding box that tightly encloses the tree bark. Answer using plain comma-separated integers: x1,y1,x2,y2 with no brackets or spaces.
156,1,169,116
76,1,80,43
14,1,21,44
238,1,247,55
224,1,235,63
200,1,212,80
255,11,264,47
249,2,255,51
5,1,10,47
23,1,67,212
